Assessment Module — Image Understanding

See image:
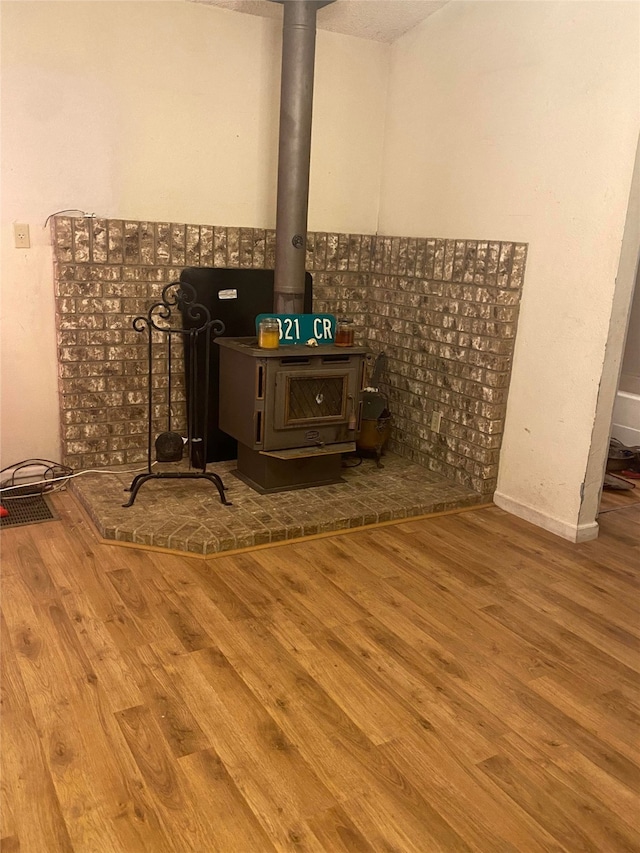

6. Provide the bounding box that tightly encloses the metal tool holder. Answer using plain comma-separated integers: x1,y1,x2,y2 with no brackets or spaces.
123,281,232,508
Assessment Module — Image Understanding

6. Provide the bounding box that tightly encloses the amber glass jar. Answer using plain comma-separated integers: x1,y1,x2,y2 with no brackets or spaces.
334,318,354,347
258,317,280,349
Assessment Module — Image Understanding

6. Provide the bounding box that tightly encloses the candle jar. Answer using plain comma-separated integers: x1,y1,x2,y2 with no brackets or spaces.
334,318,354,347
258,317,280,349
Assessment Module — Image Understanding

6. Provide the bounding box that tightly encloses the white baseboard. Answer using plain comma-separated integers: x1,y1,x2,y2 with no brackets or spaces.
493,491,599,543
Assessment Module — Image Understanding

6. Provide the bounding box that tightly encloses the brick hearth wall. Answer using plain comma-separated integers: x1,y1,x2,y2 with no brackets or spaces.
52,217,526,495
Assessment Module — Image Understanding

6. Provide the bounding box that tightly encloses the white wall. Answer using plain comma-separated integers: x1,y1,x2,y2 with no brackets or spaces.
579,139,639,524
378,0,640,540
0,1,388,467
620,266,640,393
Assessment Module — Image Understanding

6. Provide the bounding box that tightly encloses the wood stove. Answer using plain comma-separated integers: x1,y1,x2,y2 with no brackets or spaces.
216,337,367,493
212,0,366,495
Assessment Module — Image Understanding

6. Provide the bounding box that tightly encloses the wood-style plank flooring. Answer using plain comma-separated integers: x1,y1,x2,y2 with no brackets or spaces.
1,494,639,852
600,476,640,513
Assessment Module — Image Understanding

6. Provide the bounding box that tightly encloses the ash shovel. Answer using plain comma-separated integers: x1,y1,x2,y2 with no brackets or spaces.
358,352,392,466
155,336,184,463
362,353,388,420
368,351,386,390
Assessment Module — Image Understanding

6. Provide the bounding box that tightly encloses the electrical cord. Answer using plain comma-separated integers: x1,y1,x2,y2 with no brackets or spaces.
0,458,71,499
43,209,97,228
0,458,154,500
342,454,363,468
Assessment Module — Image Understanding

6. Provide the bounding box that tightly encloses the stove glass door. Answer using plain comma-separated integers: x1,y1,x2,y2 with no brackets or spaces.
274,370,349,428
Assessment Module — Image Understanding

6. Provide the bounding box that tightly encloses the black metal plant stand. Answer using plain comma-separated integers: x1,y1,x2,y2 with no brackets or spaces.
123,282,232,508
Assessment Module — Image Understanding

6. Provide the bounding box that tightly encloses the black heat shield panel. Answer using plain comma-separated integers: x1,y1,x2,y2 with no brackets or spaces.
179,268,313,463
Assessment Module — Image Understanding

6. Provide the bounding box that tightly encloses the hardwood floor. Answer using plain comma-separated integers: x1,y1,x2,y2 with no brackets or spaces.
1,494,638,852
600,475,640,514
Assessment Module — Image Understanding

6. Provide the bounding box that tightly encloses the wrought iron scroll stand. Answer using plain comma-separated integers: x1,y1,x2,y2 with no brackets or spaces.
123,281,232,508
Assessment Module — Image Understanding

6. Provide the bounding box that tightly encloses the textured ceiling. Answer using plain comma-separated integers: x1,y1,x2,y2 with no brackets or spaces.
190,0,449,43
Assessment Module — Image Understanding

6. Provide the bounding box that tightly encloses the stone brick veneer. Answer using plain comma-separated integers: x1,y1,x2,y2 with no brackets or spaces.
52,217,526,495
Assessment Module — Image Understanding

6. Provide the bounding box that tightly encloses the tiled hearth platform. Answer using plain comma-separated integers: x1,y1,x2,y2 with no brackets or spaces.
72,453,484,556
55,216,522,554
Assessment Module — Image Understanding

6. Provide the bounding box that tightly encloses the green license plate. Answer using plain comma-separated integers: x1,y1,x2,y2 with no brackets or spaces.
255,314,336,345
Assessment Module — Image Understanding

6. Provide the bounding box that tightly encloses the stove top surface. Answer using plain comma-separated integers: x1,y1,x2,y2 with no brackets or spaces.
215,337,368,357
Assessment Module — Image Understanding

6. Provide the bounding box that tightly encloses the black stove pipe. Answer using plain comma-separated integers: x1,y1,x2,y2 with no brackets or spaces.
270,0,335,314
